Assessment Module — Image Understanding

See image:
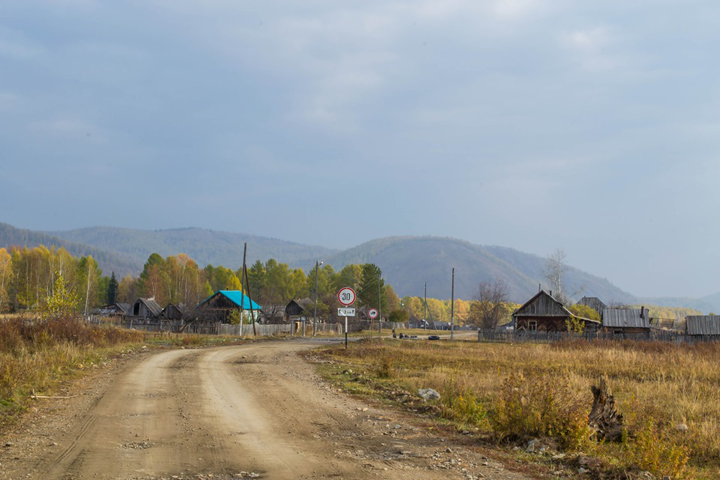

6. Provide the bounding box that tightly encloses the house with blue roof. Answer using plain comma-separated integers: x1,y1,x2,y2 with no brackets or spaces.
196,290,262,324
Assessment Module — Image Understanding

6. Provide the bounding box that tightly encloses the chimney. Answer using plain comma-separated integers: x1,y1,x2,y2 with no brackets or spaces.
549,290,553,297
640,306,645,319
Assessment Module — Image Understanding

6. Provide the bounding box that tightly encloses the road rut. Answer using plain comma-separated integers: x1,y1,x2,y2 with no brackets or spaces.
1,340,534,480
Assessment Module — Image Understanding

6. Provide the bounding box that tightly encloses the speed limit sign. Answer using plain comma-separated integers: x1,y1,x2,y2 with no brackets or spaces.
368,308,378,319
337,287,356,306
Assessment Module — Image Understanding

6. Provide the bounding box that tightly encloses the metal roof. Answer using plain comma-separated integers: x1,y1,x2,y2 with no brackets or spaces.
602,308,650,329
137,297,163,317
199,290,262,310
686,315,720,335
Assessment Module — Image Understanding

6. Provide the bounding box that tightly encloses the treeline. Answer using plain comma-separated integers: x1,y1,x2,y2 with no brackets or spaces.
0,245,519,325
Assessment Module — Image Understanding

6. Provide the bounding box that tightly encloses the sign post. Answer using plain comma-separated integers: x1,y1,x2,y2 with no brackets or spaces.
337,287,356,348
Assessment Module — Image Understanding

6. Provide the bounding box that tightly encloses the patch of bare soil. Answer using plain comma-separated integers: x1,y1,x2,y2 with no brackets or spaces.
0,340,538,480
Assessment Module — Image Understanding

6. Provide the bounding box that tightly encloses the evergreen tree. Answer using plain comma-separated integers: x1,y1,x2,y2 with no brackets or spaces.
358,263,387,312
107,272,118,305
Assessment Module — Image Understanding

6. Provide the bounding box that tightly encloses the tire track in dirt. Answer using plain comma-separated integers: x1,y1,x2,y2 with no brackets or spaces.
1,340,536,480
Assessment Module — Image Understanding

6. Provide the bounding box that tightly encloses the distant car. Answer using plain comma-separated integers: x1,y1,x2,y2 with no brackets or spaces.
428,335,440,340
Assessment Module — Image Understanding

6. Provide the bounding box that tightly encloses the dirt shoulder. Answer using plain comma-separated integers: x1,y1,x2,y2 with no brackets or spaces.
0,339,537,480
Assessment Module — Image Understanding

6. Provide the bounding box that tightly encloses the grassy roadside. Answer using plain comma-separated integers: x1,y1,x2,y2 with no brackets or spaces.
308,338,720,479
0,315,261,431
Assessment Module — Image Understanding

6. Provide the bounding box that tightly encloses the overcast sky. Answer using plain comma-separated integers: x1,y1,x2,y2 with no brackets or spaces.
1,1,719,298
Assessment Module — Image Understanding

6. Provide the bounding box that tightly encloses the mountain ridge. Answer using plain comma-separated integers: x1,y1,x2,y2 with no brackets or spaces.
2,222,718,311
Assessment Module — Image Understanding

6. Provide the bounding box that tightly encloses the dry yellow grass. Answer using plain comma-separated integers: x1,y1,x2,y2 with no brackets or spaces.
315,338,720,478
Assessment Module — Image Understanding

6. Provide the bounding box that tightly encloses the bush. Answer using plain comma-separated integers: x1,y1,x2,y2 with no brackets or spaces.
492,372,591,450
626,419,690,479
440,377,488,427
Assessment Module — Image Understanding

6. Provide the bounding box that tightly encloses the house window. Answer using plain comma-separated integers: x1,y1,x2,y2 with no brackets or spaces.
529,321,537,331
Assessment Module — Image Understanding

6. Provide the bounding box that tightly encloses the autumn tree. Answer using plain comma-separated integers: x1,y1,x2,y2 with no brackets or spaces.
42,272,79,318
0,248,12,312
544,248,569,303
469,278,509,329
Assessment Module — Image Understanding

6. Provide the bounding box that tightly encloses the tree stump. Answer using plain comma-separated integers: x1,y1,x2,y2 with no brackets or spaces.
588,375,624,442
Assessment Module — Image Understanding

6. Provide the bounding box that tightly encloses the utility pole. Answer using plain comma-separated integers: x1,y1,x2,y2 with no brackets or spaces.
313,260,323,336
424,282,427,330
450,267,455,340
242,243,257,336
377,273,382,335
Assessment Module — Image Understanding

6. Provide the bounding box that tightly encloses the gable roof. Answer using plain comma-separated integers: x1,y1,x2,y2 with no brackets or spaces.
686,315,720,335
134,297,163,317
198,290,262,310
602,308,650,329
514,290,573,317
577,296,607,313
285,300,305,316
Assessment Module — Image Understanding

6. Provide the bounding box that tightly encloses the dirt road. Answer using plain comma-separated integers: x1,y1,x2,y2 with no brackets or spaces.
0,339,534,480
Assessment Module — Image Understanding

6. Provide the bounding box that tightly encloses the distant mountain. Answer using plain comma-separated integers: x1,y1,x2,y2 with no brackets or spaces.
298,236,637,304
47,226,338,271
3,223,688,307
638,295,720,315
0,223,142,277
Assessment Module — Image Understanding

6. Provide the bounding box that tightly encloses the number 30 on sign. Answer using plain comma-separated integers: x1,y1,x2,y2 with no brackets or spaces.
337,287,356,306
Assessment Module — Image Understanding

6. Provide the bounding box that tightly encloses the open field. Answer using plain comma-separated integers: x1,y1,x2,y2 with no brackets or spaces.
310,338,720,479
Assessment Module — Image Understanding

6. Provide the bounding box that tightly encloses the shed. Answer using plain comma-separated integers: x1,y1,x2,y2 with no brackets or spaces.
285,300,305,317
196,290,262,323
601,307,650,334
162,303,185,321
130,298,163,320
513,290,600,332
94,303,131,317
686,315,720,336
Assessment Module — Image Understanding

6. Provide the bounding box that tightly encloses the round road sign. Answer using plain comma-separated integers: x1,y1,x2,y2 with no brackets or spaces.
368,308,378,319
337,287,356,306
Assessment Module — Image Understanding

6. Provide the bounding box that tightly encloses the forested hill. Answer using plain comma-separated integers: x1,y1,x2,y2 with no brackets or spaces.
301,236,638,304
3,224,640,304
47,226,338,272
0,223,142,277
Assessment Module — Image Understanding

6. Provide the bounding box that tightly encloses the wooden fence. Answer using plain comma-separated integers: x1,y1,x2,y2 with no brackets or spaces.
477,329,720,344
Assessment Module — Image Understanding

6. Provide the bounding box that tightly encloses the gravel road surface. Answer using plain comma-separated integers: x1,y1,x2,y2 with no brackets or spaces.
0,339,535,480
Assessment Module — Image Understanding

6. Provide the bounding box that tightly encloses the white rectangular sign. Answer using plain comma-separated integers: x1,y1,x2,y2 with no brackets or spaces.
337,308,355,317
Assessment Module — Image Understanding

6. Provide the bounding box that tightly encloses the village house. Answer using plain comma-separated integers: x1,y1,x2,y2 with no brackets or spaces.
94,302,131,318
576,296,607,316
129,297,163,321
162,303,185,321
685,315,720,337
601,307,651,335
196,290,262,324
512,290,600,332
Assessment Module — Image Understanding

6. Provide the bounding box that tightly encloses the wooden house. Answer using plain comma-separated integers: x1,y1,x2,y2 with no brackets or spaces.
576,296,607,316
130,298,163,320
513,290,600,332
686,315,720,337
196,290,262,323
94,303,131,317
601,307,651,335
162,303,185,321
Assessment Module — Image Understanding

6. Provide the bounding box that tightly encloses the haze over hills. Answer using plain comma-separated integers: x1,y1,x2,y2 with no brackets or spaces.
307,237,638,304
0,223,143,277
47,226,338,271
1,222,718,312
